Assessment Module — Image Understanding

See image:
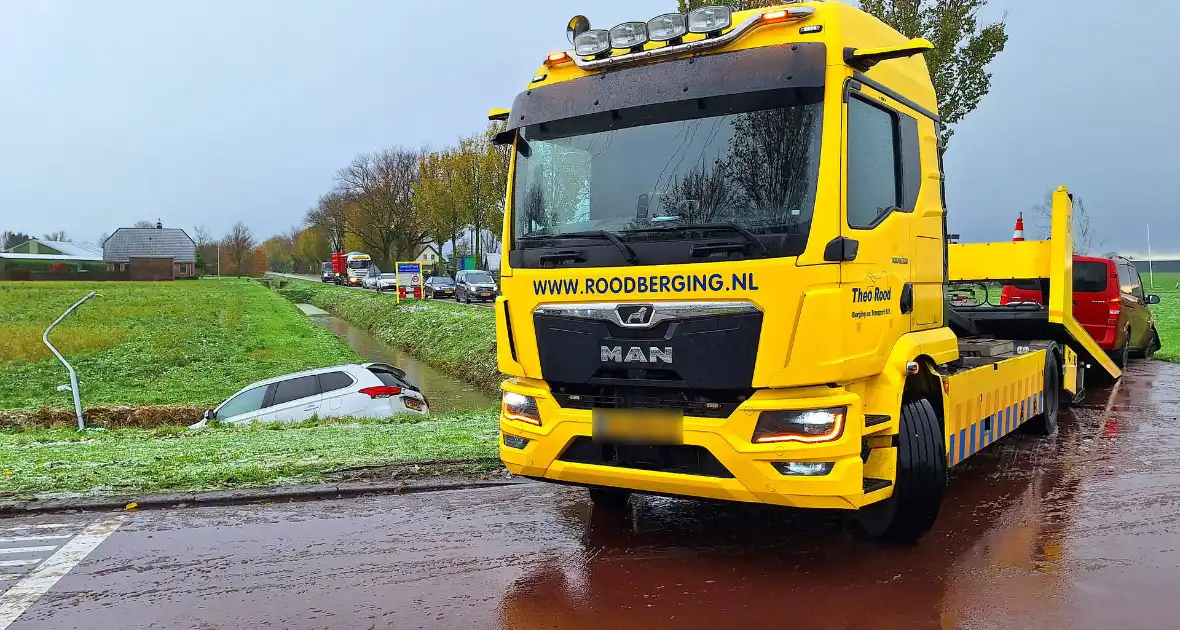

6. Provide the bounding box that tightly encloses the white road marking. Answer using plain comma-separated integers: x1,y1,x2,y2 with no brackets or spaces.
0,536,70,544
0,525,70,534
0,547,56,556
0,576,18,583
0,517,124,630
0,562,38,569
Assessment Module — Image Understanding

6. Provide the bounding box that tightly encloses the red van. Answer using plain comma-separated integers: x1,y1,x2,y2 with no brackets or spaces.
1000,256,1161,366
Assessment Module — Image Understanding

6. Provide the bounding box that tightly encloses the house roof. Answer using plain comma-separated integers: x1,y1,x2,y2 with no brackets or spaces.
103,228,196,263
3,239,103,259
413,243,441,259
42,240,103,258
0,252,100,262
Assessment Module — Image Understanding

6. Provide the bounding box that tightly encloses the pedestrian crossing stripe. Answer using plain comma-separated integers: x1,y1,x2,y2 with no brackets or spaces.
947,390,1044,467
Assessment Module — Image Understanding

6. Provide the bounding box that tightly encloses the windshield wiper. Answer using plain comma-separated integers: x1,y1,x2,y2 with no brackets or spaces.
519,230,638,264
625,222,771,257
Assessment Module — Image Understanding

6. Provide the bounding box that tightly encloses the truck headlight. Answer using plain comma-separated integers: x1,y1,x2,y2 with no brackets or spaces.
753,407,846,444
503,392,541,426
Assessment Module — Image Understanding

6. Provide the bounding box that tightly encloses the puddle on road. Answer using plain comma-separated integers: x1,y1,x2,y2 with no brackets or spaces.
310,315,494,413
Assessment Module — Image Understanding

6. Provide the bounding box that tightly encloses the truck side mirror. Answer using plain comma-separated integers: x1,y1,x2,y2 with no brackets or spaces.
844,38,934,71
1147,294,1161,305
203,409,215,421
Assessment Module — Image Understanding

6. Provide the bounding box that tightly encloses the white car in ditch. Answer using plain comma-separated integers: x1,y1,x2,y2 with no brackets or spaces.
194,363,429,427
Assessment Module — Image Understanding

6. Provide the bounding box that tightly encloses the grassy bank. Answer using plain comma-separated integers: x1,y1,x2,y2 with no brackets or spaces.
1148,272,1180,362
0,409,499,496
275,279,501,392
0,280,360,411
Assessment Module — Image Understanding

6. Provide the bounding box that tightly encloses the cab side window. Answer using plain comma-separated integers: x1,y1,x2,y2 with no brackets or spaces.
847,97,902,229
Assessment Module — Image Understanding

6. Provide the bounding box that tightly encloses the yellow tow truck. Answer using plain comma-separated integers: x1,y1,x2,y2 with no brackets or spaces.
490,2,1119,540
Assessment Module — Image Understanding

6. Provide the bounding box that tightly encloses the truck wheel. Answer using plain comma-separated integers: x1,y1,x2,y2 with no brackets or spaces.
1023,348,1060,436
857,398,946,542
587,487,631,511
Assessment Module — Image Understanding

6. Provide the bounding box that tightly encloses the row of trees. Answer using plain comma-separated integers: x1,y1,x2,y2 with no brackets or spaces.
299,124,509,273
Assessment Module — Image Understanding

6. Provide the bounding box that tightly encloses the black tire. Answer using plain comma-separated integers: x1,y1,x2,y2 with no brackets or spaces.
1023,347,1060,436
857,398,946,542
1147,326,1162,359
465,293,471,304
587,487,631,511
1113,332,1130,368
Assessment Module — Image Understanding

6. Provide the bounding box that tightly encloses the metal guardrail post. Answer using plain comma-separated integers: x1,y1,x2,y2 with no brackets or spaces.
43,291,98,430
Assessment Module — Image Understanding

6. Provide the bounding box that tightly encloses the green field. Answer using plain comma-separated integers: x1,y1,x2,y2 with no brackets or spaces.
1146,272,1180,362
275,279,501,392
0,280,360,411
0,411,499,496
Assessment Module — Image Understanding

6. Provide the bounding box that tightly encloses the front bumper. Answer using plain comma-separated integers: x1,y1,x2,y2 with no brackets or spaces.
499,378,873,510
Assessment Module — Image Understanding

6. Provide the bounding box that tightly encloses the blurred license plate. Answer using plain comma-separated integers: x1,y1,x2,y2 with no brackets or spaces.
404,398,423,411
592,409,683,445
480,292,491,297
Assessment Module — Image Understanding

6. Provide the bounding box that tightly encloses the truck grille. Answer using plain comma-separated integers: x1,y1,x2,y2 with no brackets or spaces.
560,438,734,478
550,384,750,419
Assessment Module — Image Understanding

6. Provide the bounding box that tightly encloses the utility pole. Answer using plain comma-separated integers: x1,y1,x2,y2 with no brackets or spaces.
217,243,221,277
1147,224,1154,289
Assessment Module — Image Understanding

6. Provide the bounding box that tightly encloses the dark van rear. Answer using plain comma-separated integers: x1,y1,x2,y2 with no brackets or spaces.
1000,256,1161,363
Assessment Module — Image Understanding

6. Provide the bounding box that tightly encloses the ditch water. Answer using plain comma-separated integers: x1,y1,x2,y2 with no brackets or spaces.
307,312,495,413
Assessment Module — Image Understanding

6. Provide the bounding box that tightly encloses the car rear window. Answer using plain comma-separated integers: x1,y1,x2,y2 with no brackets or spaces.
319,371,354,394
272,375,320,405
1074,261,1109,293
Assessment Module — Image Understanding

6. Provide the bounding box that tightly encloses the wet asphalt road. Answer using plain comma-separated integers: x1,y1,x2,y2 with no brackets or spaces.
2,361,1178,629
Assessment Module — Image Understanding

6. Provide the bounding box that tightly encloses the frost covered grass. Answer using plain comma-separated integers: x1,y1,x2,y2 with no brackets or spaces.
0,410,500,496
276,279,500,392
0,280,360,410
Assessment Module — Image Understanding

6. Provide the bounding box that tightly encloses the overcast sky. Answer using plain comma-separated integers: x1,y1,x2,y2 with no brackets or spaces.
0,0,1175,256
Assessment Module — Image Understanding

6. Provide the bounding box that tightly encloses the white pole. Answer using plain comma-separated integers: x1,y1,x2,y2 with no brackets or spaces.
1147,224,1154,289
217,244,221,277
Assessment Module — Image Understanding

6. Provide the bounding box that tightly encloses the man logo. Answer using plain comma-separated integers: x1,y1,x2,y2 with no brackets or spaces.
616,304,653,327
600,346,673,364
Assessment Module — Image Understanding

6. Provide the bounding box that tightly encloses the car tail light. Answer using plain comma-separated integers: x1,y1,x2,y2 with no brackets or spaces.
360,386,402,399
1000,285,1012,305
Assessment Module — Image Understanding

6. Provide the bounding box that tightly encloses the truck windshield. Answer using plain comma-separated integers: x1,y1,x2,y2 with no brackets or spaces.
511,92,823,265
347,260,369,269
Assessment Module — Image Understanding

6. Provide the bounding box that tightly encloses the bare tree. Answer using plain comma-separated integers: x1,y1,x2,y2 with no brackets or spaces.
222,222,256,276
97,232,111,247
333,147,430,266
305,191,351,252
1030,192,1105,255
133,220,156,229
42,230,69,241
192,225,212,247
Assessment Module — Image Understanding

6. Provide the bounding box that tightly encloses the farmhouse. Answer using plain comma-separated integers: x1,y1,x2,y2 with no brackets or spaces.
103,222,197,280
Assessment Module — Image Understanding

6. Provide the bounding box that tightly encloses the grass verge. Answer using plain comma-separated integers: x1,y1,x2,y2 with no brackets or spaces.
0,280,360,410
275,278,501,392
1148,272,1179,362
0,410,499,496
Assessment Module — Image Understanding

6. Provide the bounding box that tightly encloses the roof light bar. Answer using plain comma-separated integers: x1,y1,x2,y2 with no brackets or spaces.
574,28,611,56
572,7,815,71
647,13,688,42
609,21,648,49
687,6,731,34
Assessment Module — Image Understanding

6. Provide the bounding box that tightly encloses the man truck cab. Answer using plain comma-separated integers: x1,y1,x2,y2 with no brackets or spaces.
492,2,1117,541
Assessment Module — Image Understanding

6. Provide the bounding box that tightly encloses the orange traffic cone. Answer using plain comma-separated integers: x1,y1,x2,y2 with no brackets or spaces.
1012,213,1025,242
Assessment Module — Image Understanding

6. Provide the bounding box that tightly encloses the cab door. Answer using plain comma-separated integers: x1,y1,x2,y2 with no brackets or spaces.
838,83,925,379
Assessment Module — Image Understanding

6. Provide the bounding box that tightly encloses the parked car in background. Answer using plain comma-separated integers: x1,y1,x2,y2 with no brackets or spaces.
454,270,499,303
1000,255,1161,366
424,276,456,299
320,262,336,283
362,267,398,292
194,363,429,427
